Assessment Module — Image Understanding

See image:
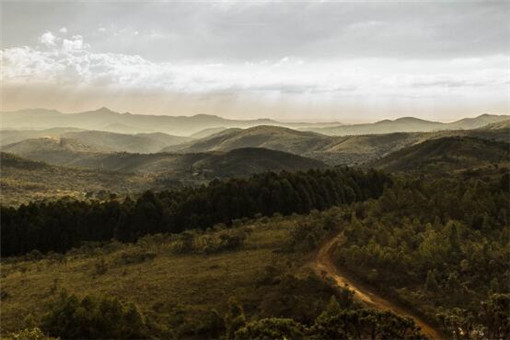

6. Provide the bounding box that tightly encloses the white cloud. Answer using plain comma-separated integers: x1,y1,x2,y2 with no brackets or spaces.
2,31,508,120
59,27,68,34
39,31,56,47
62,35,88,52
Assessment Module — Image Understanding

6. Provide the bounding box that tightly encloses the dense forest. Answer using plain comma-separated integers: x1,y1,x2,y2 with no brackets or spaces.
1,168,391,256
334,170,510,338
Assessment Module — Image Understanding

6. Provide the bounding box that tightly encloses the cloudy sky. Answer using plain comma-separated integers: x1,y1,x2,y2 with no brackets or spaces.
1,1,508,122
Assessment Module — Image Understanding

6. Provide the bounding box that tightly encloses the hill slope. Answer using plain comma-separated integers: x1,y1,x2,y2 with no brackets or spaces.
371,136,510,173
61,130,190,153
1,129,191,153
2,138,326,176
164,124,510,166
164,125,332,154
0,152,156,206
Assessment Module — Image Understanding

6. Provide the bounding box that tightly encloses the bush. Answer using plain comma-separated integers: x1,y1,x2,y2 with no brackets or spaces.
93,258,108,276
114,249,157,265
235,318,305,340
41,291,148,339
8,328,48,340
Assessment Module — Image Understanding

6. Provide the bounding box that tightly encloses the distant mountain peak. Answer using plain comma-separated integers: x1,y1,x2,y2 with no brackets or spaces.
191,114,221,118
94,107,117,114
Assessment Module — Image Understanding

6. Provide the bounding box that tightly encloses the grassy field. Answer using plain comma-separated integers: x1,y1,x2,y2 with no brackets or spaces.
0,215,322,336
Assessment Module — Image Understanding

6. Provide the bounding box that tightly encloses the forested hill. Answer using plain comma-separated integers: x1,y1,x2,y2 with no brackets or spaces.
371,136,510,173
1,168,391,256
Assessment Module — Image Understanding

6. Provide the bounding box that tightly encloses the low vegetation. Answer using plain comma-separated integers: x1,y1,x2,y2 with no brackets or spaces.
1,209,428,339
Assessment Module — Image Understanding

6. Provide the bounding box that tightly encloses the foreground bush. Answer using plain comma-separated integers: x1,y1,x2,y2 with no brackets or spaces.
41,291,148,339
235,318,305,339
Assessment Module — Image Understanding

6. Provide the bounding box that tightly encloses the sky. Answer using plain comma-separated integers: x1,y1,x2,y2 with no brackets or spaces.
1,1,509,123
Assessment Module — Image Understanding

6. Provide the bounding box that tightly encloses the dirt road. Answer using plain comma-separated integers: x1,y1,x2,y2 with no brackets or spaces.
312,232,444,340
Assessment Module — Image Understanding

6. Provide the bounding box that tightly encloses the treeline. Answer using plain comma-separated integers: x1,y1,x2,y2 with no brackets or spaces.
1,168,391,256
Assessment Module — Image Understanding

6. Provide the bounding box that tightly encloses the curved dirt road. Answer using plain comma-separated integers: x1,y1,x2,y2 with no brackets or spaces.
312,232,443,340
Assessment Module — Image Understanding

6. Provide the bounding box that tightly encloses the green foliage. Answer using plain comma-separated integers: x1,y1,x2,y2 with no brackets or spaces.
480,293,510,340
286,208,348,252
258,275,339,324
7,328,49,340
224,297,246,339
41,291,148,339
334,173,510,335
172,229,248,255
311,308,425,340
235,318,305,340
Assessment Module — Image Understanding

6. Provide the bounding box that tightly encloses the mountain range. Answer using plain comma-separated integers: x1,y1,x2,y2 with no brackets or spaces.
1,136,326,176
2,108,507,137
0,108,340,136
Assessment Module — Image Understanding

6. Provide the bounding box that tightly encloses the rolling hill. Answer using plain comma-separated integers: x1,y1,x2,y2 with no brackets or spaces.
1,137,326,176
306,114,510,136
0,127,83,146
61,131,190,153
480,118,510,130
0,152,157,206
163,123,510,166
164,125,333,154
370,136,510,173
1,129,191,153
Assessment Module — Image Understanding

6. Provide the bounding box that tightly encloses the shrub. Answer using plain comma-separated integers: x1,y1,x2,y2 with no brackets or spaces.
41,291,148,339
8,328,50,340
93,258,108,276
235,318,305,340
114,250,157,265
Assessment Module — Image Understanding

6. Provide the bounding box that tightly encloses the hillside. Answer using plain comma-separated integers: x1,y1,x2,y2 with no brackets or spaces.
1,129,191,153
1,137,113,165
190,147,327,177
2,138,326,176
62,130,191,153
0,127,83,146
0,153,157,206
164,124,510,166
163,125,419,165
0,212,351,338
371,136,510,173
447,113,510,130
164,125,332,154
480,118,510,130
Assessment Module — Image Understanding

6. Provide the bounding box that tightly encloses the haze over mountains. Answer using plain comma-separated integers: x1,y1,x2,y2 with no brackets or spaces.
1,107,509,206
0,108,340,136
307,114,510,136
2,108,508,137
1,110,509,167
